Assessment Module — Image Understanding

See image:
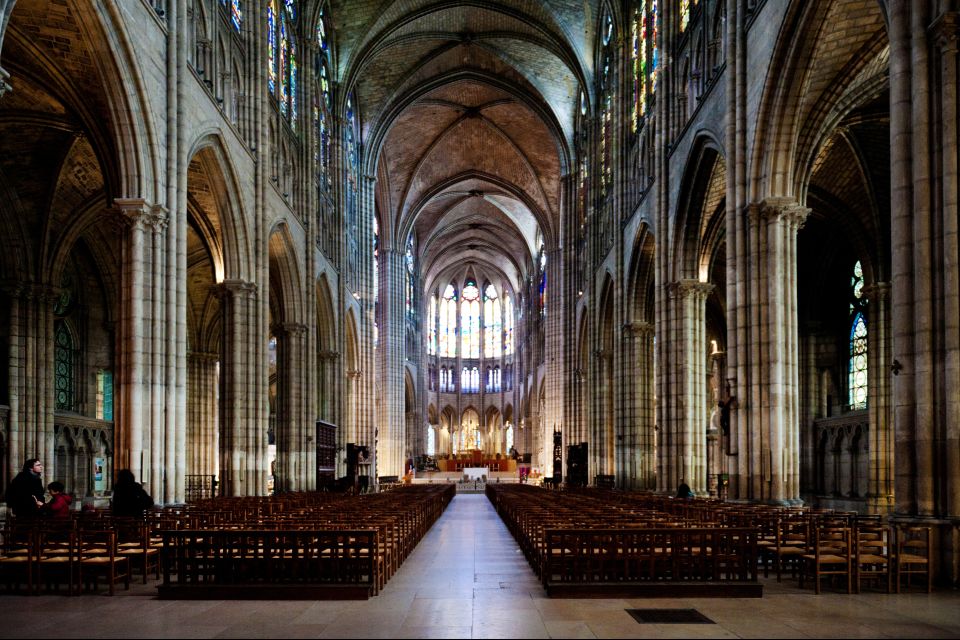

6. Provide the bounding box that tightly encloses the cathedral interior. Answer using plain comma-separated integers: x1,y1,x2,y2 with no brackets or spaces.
1,0,959,598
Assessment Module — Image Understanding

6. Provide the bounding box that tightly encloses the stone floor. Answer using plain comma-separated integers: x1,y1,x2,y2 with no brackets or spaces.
2,494,959,639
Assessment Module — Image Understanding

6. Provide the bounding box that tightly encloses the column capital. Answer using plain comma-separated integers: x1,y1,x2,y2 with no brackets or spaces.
114,199,167,231
319,349,340,361
751,197,810,229
275,321,308,336
931,12,960,52
215,278,258,299
623,321,655,337
668,279,714,300
347,369,362,379
861,281,890,302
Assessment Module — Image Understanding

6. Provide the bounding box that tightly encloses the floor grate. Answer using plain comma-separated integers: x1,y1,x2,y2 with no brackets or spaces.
626,608,715,624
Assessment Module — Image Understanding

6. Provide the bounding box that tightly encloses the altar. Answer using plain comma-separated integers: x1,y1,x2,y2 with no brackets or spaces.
437,454,517,473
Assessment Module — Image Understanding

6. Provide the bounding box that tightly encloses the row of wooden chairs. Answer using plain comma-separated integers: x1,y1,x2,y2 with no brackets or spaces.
487,485,933,594
0,521,140,595
767,520,931,594
156,484,455,597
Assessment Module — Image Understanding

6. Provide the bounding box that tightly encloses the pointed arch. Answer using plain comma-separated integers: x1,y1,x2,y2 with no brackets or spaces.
267,222,305,325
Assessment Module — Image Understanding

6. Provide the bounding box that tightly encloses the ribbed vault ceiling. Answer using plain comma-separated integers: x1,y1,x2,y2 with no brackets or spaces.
328,0,602,292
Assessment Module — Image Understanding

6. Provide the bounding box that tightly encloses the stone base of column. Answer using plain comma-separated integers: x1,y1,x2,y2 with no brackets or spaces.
867,494,895,515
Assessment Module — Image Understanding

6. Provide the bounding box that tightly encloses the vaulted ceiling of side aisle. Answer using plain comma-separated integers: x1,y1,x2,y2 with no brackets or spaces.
328,0,602,292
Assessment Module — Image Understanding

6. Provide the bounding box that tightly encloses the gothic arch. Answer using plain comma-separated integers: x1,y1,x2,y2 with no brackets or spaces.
268,223,305,326
187,133,254,282
749,0,888,201
672,134,723,282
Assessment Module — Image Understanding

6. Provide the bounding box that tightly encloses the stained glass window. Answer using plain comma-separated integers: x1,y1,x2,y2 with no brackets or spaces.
279,10,288,114
681,0,690,32
427,427,435,456
405,235,415,321
428,294,438,355
315,10,332,177
632,1,648,130
290,40,298,126
268,1,298,127
650,0,660,92
599,11,615,194
267,1,277,94
373,217,379,348
540,273,547,318
346,95,358,175
54,321,75,412
461,280,481,358
848,261,867,409
440,284,457,356
483,284,501,358
231,0,241,31
97,370,113,421
504,295,514,355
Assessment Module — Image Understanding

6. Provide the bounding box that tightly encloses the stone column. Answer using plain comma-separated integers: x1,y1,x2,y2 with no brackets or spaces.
379,248,406,478
114,199,156,483
217,279,257,496
345,368,362,476
591,349,614,478
663,280,713,494
147,208,168,499
5,285,21,480
862,283,893,513
743,199,807,504
933,11,960,527
187,351,219,478
633,322,657,489
544,247,564,480
274,322,307,491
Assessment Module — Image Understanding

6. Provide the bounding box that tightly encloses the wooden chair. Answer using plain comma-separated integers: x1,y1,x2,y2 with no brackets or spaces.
0,521,36,593
77,529,130,595
115,518,161,583
762,518,807,582
895,525,931,593
800,525,851,594
854,523,891,593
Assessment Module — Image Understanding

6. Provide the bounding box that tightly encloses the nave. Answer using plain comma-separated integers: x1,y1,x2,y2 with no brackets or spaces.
2,494,959,639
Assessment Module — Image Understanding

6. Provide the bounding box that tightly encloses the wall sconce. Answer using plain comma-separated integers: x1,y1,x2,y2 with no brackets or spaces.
891,359,903,376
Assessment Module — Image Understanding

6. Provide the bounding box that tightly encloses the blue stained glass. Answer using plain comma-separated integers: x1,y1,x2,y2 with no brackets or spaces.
290,43,298,126
267,2,277,94
231,0,241,31
279,11,288,115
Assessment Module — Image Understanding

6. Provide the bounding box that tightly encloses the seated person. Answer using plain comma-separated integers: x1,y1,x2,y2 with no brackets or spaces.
42,481,72,519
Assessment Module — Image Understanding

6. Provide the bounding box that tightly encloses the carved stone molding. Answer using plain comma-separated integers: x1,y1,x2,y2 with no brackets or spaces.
218,278,258,299
668,279,714,300
861,282,890,302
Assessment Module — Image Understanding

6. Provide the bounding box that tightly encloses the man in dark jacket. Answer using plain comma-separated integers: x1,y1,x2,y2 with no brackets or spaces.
5,459,45,517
